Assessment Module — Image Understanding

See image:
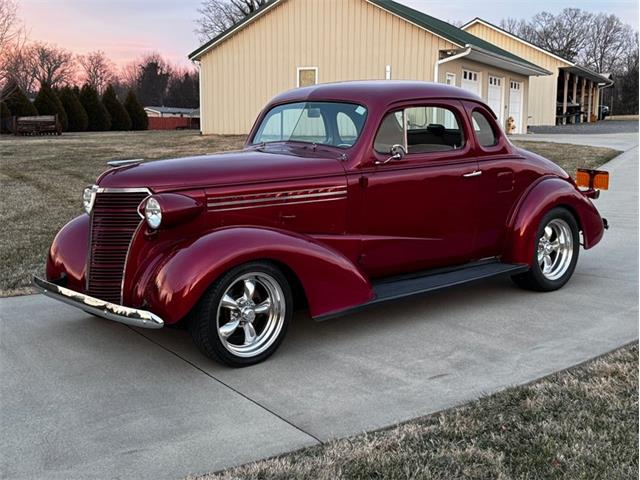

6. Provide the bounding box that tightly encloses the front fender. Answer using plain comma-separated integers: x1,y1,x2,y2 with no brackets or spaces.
140,227,374,324
46,215,89,292
503,176,605,265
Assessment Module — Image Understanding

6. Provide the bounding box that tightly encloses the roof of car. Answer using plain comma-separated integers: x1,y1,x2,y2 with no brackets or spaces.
267,81,483,108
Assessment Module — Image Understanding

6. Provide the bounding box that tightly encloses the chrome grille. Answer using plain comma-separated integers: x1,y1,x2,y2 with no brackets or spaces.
86,190,149,304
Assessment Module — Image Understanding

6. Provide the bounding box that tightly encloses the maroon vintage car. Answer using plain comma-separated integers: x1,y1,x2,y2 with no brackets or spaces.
34,81,609,367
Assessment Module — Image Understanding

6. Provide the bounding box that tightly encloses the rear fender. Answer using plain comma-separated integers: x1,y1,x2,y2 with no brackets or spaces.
140,227,374,324
503,176,605,265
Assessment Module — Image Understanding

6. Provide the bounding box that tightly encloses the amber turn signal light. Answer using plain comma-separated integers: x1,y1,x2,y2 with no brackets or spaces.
576,169,609,191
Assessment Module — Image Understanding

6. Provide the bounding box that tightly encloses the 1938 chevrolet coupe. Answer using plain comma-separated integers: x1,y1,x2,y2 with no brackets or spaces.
34,81,609,367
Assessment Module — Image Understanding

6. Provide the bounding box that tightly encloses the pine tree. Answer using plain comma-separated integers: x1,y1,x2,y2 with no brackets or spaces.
102,85,131,131
34,84,69,130
59,86,88,132
0,101,11,134
79,84,111,131
124,90,148,131
2,81,38,117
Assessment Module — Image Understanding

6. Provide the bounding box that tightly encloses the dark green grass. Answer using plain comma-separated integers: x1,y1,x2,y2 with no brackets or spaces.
190,343,638,480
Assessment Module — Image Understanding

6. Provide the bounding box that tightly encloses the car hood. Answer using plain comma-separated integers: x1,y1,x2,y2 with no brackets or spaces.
97,147,346,192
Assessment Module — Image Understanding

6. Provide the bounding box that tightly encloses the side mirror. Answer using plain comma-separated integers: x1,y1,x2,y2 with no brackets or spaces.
376,144,406,165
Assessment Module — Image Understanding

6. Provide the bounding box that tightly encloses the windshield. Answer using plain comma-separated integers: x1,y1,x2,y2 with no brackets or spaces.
252,102,368,149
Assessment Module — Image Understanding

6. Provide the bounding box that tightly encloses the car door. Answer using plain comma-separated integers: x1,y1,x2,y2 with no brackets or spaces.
463,102,528,259
355,101,482,278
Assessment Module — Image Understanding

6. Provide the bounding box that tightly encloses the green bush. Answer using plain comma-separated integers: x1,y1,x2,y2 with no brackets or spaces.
0,100,11,133
124,90,148,131
59,86,88,132
79,84,111,131
2,81,38,117
34,84,68,131
102,85,131,131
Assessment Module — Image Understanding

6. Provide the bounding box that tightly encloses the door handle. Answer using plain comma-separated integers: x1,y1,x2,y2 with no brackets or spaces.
463,170,482,178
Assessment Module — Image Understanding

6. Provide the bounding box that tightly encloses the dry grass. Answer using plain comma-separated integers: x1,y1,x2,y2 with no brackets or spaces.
0,131,620,296
512,140,620,173
0,131,246,296
189,343,639,480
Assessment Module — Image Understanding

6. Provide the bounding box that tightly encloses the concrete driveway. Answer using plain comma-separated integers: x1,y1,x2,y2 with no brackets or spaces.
1,134,638,479
511,130,639,151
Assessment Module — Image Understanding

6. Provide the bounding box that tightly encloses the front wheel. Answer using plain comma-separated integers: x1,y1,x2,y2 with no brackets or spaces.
512,207,580,292
189,262,293,367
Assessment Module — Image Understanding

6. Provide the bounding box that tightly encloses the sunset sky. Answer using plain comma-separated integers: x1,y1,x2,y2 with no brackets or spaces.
18,0,639,69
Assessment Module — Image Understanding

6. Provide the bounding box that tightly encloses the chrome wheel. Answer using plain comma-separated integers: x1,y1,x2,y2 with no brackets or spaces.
537,218,574,281
216,272,286,358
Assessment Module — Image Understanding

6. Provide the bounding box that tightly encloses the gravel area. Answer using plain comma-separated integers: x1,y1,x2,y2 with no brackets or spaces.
529,120,638,135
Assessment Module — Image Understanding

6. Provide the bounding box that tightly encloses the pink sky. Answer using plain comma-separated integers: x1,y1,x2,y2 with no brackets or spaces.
18,0,639,70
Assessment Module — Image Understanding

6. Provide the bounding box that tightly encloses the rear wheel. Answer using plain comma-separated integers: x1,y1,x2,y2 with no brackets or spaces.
189,262,292,367
512,207,580,291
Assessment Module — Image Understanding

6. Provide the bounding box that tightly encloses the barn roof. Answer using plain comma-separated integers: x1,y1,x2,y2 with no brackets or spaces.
188,0,546,76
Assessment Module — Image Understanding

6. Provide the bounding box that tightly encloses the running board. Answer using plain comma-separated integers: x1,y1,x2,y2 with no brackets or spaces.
315,261,529,321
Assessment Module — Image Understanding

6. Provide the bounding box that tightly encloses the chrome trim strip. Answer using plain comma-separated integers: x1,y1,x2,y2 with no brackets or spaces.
209,186,346,202
33,276,164,329
210,196,346,212
207,190,347,208
96,187,152,194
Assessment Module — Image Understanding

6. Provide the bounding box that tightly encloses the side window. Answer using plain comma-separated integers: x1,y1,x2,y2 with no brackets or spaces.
336,112,358,144
471,110,498,147
405,106,464,153
374,106,465,155
374,111,405,153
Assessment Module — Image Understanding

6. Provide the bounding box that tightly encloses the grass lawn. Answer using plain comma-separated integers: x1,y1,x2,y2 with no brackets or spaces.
0,131,620,296
190,343,638,480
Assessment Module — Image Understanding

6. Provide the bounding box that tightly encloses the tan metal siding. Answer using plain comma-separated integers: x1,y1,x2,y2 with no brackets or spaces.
199,0,457,134
438,58,529,131
464,22,570,126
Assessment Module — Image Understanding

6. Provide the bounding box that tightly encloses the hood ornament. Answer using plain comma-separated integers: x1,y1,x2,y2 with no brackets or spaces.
107,158,144,168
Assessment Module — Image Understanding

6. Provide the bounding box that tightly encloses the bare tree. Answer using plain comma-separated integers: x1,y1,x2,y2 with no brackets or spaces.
29,42,76,87
0,0,21,50
500,9,591,62
499,18,535,41
0,0,26,99
119,60,140,89
0,41,38,94
195,0,269,41
580,14,636,74
78,50,115,94
528,9,592,61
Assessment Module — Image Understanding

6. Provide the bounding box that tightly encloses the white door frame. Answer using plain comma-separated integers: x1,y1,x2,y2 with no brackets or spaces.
508,80,523,134
488,75,505,127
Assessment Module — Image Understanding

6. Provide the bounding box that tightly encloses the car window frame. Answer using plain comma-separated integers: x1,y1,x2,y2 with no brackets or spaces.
470,109,499,148
467,104,508,155
370,100,472,166
249,100,369,150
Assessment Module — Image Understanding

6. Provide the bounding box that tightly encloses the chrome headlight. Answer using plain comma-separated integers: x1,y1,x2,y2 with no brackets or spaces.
83,185,98,214
144,197,162,229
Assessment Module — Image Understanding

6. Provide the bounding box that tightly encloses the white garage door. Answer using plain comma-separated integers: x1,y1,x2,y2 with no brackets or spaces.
508,81,523,134
488,76,504,127
461,69,480,97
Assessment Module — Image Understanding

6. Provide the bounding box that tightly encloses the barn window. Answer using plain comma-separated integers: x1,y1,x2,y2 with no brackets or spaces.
297,67,318,88
445,73,456,86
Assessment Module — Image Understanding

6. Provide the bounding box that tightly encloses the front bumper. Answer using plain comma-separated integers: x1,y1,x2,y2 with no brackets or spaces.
33,276,164,329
